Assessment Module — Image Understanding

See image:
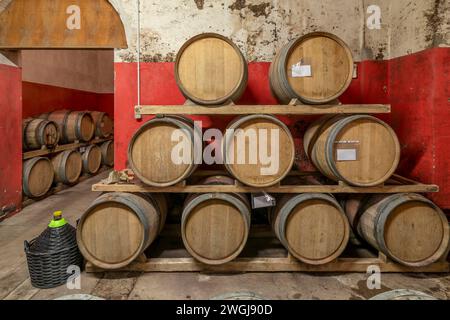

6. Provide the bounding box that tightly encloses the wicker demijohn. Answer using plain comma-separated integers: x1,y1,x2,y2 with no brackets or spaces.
24,211,83,289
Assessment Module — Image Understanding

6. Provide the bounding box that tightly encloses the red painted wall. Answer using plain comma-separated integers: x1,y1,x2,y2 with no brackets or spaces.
22,82,114,119
0,64,22,218
114,48,450,208
389,48,450,207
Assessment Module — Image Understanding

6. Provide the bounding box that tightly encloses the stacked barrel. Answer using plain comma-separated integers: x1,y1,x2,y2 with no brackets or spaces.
77,32,449,270
22,110,114,198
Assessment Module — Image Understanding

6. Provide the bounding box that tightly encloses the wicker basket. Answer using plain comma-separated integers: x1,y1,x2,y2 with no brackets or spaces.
24,213,83,289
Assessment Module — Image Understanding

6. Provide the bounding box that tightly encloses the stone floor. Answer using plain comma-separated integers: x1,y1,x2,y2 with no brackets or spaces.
1,171,449,300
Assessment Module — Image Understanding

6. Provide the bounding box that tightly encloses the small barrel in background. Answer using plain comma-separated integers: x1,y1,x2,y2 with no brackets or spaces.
303,114,400,186
81,144,102,174
175,33,248,105
23,157,54,198
77,192,167,270
344,193,450,267
128,115,201,187
40,110,95,143
182,176,251,265
23,118,59,150
100,140,114,167
270,193,350,265
90,111,113,138
51,150,82,185
269,32,354,105
223,114,295,187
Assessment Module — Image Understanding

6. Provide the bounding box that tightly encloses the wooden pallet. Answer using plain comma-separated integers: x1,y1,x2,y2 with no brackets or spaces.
23,137,113,160
134,103,390,118
86,225,450,273
91,171,438,194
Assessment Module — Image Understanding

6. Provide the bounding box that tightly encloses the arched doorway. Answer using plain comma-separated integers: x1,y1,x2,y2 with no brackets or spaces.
0,0,127,218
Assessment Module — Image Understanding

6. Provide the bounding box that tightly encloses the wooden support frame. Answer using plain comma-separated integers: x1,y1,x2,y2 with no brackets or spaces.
86,257,450,273
91,172,439,194
134,103,390,117
23,137,113,160
85,224,450,274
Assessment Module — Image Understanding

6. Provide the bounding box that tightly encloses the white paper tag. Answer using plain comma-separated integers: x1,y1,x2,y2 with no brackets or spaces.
336,149,357,161
292,63,312,77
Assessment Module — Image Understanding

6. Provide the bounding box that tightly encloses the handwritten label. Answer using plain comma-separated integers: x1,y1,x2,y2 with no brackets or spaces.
336,149,357,161
292,62,312,77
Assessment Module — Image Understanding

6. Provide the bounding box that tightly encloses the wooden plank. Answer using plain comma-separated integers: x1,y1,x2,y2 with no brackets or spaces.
136,104,391,115
91,182,439,193
85,258,450,273
23,138,113,160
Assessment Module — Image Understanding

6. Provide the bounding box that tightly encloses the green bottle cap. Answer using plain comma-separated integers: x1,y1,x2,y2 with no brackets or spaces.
48,211,67,228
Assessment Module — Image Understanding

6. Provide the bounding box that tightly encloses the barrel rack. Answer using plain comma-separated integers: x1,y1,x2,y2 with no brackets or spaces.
23,137,113,160
22,137,114,207
87,103,450,273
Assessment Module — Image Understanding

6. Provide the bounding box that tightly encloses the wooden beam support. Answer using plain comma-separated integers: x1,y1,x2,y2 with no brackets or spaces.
86,257,450,273
135,104,391,116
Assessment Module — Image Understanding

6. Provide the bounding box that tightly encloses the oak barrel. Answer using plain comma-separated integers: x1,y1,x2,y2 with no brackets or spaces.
344,193,450,267
223,114,295,187
370,289,438,300
270,193,350,265
269,32,354,104
23,118,59,150
40,110,95,143
90,111,113,138
77,192,167,270
22,157,54,198
182,176,251,265
128,115,201,187
175,33,248,105
81,145,102,174
100,140,114,166
303,114,400,186
51,150,82,184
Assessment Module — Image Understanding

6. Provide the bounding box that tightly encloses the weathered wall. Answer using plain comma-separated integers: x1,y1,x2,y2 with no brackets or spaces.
115,0,364,62
113,0,449,62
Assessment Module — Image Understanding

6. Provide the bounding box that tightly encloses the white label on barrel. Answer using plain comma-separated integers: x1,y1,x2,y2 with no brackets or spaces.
292,62,312,77
336,149,357,161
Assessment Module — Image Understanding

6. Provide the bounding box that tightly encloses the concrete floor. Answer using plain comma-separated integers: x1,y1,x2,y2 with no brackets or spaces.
1,171,449,300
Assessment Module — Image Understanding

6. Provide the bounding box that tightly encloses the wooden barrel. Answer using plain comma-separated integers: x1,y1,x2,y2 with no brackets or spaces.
269,32,354,104
22,157,54,198
81,145,102,174
100,140,114,166
23,118,59,150
77,192,167,270
223,114,295,187
51,150,82,184
269,193,350,265
128,115,201,187
344,193,450,267
370,289,438,300
40,110,95,143
181,176,251,265
90,111,113,138
303,114,400,186
175,33,248,105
